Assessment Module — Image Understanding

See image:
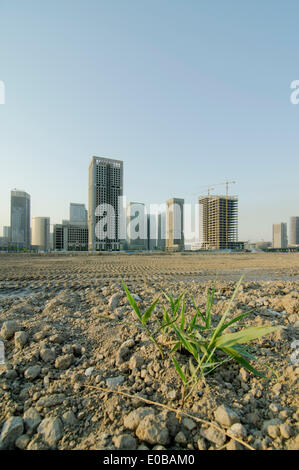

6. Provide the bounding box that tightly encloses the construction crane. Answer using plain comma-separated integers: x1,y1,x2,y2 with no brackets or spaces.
200,181,236,196
225,180,236,196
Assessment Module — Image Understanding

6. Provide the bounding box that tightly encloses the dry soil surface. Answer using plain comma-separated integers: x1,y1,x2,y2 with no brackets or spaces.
0,252,298,451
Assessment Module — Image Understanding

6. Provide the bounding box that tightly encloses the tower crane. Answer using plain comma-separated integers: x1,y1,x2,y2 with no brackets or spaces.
225,180,236,196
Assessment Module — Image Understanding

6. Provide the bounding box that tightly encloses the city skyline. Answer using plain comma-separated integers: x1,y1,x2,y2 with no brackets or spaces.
1,1,299,242
1,160,299,244
1,175,299,246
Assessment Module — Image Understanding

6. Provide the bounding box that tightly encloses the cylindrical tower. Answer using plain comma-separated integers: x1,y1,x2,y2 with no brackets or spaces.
32,217,50,251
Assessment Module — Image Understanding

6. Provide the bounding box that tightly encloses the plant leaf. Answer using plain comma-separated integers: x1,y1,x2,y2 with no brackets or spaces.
122,281,142,321
209,275,244,345
159,306,181,331
221,345,267,378
191,323,206,332
163,291,175,311
214,325,280,349
172,324,199,360
219,310,252,334
170,341,181,353
191,296,206,324
174,291,186,308
172,356,187,384
187,311,199,333
205,282,216,328
142,295,160,325
180,301,186,330
189,357,196,377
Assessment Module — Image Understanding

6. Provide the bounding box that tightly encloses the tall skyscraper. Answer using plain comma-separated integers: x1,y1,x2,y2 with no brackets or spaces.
88,156,123,251
32,217,50,251
289,217,299,245
166,198,184,251
272,223,288,249
10,190,31,249
70,203,88,226
199,195,238,250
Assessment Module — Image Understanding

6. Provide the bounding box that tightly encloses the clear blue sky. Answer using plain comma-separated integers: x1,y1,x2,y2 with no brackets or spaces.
0,0,298,242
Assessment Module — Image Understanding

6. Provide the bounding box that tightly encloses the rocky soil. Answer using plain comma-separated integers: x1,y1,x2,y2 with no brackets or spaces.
0,252,298,451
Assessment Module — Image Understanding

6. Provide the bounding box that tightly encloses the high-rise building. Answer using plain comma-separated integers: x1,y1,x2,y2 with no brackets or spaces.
10,190,31,249
3,226,11,240
146,213,157,251
50,231,54,250
32,217,50,251
126,202,147,250
199,195,238,250
289,217,299,245
157,212,166,250
166,198,184,251
70,203,88,226
88,156,123,251
272,223,288,249
145,211,166,251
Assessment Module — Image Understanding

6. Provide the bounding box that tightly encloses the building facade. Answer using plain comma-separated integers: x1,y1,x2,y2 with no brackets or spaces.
32,217,50,251
126,202,147,250
289,217,299,245
157,212,166,250
88,156,123,251
146,213,157,250
70,203,88,226
272,223,288,249
53,223,88,251
3,226,11,240
199,195,238,250
10,190,31,249
165,198,184,251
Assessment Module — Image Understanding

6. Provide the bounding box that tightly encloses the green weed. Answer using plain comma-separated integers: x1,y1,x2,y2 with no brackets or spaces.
122,277,281,400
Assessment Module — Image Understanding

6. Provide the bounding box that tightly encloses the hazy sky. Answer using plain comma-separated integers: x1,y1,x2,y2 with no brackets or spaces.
0,0,299,242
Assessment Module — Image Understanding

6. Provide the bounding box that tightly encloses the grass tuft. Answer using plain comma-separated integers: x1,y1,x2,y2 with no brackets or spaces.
122,277,281,401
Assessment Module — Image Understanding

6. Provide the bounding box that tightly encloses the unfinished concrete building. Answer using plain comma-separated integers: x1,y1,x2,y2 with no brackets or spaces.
199,195,238,250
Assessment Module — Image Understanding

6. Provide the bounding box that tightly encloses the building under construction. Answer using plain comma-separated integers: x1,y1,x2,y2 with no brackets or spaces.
199,195,238,250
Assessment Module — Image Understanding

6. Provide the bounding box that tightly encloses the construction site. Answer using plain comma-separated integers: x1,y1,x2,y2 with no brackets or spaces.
197,180,239,250
199,194,239,250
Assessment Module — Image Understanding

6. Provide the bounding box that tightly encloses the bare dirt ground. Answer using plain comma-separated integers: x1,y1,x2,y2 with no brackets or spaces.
0,252,298,451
